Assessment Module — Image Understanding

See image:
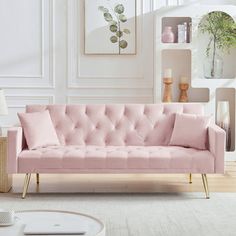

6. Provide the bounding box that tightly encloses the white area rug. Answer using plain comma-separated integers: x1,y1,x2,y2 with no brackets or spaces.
1,193,236,236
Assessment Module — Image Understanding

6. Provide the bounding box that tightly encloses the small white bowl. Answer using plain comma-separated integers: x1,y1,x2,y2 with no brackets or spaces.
0,210,15,226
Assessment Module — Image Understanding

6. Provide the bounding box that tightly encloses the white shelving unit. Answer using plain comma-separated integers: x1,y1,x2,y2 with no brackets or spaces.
154,4,236,160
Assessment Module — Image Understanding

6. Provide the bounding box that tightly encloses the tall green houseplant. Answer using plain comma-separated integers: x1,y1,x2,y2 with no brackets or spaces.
199,11,236,78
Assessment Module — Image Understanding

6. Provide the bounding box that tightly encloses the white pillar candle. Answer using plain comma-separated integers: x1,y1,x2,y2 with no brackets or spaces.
180,76,188,84
164,68,172,78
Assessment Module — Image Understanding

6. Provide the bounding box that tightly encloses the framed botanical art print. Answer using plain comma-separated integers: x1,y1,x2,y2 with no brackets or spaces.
85,0,136,55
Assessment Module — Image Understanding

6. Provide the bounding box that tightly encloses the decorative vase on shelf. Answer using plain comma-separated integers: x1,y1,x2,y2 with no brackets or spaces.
162,26,175,43
203,52,223,79
216,101,231,151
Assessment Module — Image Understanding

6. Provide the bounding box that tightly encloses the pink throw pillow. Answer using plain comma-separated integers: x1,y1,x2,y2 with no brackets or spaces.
18,110,60,150
169,113,211,150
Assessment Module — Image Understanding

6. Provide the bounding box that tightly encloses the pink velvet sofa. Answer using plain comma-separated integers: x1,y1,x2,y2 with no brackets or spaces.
7,103,225,199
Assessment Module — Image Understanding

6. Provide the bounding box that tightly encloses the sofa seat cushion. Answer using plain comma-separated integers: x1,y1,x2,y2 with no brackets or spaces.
18,146,215,173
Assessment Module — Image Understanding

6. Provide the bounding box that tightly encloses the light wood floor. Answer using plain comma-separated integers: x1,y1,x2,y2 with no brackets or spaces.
11,162,236,194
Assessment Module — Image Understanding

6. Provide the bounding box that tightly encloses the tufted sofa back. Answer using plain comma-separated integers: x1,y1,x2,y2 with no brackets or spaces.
26,104,204,146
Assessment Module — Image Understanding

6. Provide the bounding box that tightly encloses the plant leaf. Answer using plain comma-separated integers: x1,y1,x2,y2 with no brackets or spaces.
116,31,123,38
109,20,118,26
110,36,118,43
104,13,113,22
199,11,236,55
110,25,118,32
120,40,128,49
103,8,109,13
98,6,108,13
119,14,127,23
114,4,125,14
98,6,104,11
123,29,131,34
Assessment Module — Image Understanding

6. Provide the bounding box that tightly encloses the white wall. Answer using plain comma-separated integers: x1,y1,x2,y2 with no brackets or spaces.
0,0,234,126
1,0,165,125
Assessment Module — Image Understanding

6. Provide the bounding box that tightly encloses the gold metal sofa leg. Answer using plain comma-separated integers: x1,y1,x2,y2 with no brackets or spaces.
22,173,31,199
202,174,210,199
36,173,39,184
189,173,192,184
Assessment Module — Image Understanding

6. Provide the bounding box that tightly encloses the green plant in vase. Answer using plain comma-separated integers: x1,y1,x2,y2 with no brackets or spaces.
199,11,236,78
98,2,131,54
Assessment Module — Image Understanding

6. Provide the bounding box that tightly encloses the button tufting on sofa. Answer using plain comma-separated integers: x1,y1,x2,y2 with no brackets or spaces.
104,108,109,116
17,145,215,172
144,108,149,115
154,122,158,128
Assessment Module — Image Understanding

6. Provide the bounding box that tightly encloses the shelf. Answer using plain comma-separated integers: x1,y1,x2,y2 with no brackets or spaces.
192,78,236,88
161,49,190,102
216,88,235,152
162,17,192,44
155,4,236,160
161,49,209,103
159,43,192,50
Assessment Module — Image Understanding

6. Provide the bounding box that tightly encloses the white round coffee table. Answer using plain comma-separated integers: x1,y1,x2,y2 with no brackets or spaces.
0,210,105,236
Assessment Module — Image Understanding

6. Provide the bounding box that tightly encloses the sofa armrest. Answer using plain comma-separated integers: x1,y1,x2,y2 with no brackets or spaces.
208,124,226,173
7,127,23,173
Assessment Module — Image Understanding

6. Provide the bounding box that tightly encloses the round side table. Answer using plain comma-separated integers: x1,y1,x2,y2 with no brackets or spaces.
0,210,105,236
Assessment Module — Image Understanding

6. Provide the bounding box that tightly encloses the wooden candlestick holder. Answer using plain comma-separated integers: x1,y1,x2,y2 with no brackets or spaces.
179,83,189,102
163,78,173,103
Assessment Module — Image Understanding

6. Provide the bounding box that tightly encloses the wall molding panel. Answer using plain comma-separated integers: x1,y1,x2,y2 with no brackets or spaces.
67,95,153,104
6,95,55,108
1,0,184,124
0,0,55,88
67,0,154,89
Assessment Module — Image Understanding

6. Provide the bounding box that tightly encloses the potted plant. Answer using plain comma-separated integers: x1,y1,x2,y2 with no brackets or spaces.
199,11,236,79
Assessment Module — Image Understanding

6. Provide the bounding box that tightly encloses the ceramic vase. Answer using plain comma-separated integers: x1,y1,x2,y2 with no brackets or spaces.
162,26,175,43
